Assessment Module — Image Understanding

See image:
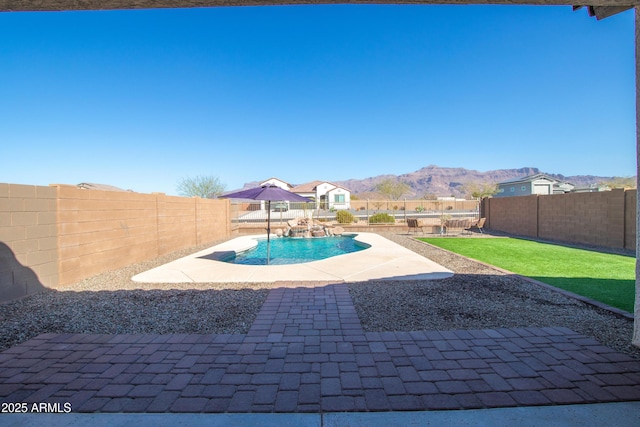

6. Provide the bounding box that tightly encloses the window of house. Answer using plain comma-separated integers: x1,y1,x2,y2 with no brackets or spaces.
334,194,345,203
510,187,515,192
521,186,527,191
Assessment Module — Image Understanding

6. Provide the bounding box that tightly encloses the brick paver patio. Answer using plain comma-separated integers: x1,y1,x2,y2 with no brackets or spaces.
1,283,640,413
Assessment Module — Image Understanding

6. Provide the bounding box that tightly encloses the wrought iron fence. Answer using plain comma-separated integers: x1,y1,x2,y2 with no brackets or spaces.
231,199,480,225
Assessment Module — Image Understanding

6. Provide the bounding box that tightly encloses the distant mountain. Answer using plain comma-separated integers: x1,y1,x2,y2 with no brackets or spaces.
237,166,620,199
333,165,617,198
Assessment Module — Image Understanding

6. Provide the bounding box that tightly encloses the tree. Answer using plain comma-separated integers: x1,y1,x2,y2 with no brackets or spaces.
463,182,498,199
176,175,226,198
375,179,410,200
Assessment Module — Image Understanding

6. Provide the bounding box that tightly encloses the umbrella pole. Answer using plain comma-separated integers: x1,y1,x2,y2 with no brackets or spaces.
266,200,271,265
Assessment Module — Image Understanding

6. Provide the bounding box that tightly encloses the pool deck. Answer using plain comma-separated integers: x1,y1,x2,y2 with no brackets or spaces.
132,233,453,283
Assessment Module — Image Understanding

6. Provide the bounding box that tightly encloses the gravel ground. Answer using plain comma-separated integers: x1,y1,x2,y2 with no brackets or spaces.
1,232,638,360
0,241,271,352
348,232,640,359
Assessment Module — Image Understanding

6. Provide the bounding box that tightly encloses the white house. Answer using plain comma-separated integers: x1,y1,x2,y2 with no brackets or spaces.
289,181,351,210
495,173,575,197
258,178,352,210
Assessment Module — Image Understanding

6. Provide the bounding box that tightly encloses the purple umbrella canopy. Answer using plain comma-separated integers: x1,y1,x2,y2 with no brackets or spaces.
222,184,311,202
221,185,311,264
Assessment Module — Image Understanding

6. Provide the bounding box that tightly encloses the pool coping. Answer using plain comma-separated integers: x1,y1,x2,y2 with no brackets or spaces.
132,232,453,283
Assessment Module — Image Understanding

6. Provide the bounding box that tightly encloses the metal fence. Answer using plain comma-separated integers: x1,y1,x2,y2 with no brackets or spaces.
231,199,480,225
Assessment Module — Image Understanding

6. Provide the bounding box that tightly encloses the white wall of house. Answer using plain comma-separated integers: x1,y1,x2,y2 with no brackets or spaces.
496,177,557,197
327,187,351,210
532,182,553,195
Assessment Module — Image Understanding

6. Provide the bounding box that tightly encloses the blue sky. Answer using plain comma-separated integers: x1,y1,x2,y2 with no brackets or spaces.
0,5,635,195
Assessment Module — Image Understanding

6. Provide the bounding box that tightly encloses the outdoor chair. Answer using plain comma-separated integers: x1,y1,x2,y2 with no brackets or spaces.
407,218,424,234
444,219,471,235
466,217,486,234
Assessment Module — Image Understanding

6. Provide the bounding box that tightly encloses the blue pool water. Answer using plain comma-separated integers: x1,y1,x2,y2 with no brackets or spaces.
227,235,369,265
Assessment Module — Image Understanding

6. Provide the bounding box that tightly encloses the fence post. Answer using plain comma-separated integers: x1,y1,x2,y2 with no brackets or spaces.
367,199,369,225
404,198,407,223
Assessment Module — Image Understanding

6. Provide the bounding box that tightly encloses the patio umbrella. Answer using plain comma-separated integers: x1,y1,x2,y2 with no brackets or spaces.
221,185,311,264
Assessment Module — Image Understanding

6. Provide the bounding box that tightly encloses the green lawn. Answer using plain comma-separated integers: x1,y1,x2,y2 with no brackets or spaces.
419,237,636,313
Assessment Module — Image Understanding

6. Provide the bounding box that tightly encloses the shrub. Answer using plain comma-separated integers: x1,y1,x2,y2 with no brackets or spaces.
369,213,395,224
336,210,355,224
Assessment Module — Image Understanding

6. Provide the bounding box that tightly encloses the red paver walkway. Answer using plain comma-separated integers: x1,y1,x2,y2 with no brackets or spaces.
1,284,640,413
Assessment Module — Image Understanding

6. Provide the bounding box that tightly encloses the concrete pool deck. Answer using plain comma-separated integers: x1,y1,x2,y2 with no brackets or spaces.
132,233,453,283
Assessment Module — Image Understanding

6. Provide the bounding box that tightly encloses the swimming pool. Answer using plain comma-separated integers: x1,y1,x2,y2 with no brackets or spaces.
225,235,370,265
132,232,453,283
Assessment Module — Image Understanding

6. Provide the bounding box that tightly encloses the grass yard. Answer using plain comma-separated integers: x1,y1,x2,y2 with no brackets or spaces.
419,237,636,313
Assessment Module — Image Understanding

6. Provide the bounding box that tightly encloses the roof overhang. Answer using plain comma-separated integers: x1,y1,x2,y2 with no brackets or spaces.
0,1,637,14
573,4,633,19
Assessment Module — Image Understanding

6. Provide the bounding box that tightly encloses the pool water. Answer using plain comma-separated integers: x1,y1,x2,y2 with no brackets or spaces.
227,235,369,265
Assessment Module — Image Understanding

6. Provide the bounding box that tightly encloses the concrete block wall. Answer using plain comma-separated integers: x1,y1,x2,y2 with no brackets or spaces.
156,194,197,257
485,189,636,251
57,187,232,286
156,194,230,256
1,183,233,300
196,197,231,248
56,185,160,285
485,195,538,237
0,183,58,301
538,190,625,248
625,190,636,250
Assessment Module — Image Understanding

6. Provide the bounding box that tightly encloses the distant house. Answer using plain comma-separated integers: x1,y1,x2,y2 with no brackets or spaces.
260,178,351,210
495,174,574,197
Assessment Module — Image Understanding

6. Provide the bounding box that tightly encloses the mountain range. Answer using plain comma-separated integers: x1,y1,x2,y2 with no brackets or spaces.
333,165,616,198
240,165,619,198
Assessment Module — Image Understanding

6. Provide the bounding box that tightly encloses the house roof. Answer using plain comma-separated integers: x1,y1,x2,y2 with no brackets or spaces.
290,181,351,193
498,173,559,186
290,181,326,193
77,183,132,192
259,177,293,189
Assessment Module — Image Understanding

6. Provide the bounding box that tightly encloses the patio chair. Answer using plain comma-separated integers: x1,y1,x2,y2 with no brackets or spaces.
466,217,486,234
407,218,424,234
444,219,468,235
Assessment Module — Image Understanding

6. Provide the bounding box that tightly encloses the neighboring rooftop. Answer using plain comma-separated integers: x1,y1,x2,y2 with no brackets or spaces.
77,183,133,192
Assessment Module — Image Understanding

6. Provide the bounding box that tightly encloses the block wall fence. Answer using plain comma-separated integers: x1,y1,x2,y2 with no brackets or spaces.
482,189,637,251
1,183,232,301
